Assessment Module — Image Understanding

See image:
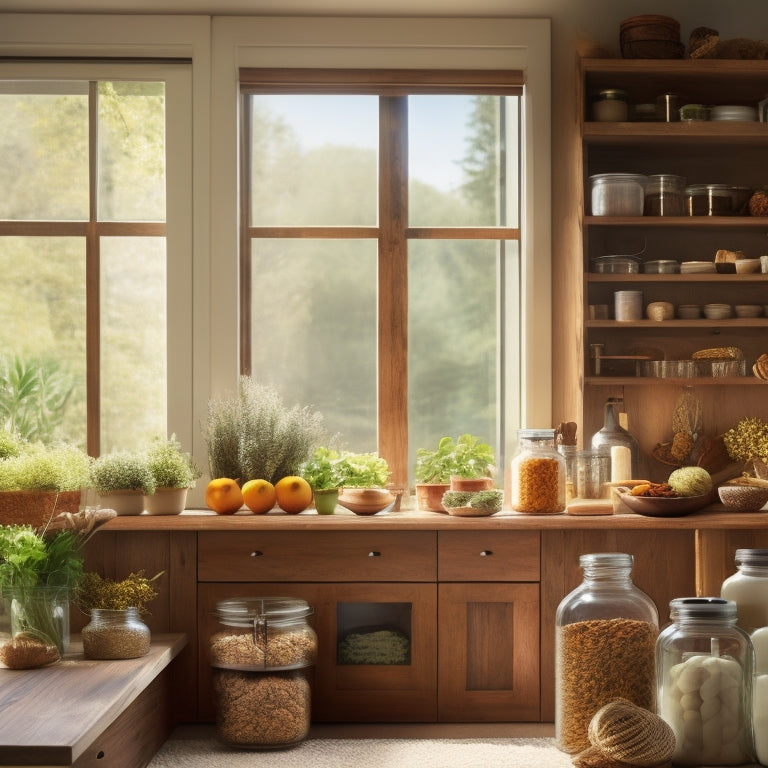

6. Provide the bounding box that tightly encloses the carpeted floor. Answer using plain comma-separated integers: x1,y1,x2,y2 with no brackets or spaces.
148,724,574,768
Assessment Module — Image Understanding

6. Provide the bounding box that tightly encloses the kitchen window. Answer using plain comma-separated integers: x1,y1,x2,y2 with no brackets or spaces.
240,69,524,485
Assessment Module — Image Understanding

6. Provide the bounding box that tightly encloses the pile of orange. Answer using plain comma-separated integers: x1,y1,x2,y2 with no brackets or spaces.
205,475,312,515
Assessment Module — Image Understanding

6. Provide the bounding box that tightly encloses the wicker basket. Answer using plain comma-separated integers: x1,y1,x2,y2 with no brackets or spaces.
0,490,80,528
620,15,684,59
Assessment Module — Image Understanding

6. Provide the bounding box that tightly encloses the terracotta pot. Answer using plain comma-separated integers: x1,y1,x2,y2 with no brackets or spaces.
449,476,494,492
415,483,450,512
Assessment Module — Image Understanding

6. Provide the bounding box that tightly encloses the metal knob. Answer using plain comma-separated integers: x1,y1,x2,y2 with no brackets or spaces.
480,550,493,557
368,551,382,557
250,550,263,557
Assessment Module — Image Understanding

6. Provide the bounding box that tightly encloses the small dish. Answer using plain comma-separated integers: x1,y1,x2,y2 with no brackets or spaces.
445,505,495,517
677,304,701,319
718,484,768,512
734,305,762,318
617,489,715,517
337,488,395,515
643,260,679,274
735,259,761,274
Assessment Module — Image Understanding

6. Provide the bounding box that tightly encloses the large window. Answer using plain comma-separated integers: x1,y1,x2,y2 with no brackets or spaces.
240,70,522,484
0,62,192,455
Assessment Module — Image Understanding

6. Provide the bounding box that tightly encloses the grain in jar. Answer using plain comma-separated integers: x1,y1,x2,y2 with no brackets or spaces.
510,429,565,514
209,597,317,749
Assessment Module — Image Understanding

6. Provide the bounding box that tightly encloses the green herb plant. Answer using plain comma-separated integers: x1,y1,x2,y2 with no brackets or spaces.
414,434,495,484
300,447,345,490
0,440,92,492
336,451,391,488
203,377,326,485
146,434,201,490
90,451,156,495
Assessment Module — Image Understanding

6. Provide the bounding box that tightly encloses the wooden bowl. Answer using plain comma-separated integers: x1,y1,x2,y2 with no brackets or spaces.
718,485,768,513
616,489,715,517
338,488,395,516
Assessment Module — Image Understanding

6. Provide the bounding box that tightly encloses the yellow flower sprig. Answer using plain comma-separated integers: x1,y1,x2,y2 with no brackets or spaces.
76,570,163,615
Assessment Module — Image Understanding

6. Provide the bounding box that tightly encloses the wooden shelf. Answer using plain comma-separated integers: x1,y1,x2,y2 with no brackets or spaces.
585,318,768,328
584,216,768,228
583,121,768,145
586,272,768,282
585,376,768,387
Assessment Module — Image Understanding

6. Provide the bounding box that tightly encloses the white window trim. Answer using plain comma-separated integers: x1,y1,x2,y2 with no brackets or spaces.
211,16,552,466
0,14,211,503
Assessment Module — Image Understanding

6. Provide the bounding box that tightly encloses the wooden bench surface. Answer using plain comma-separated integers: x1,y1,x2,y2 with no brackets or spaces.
0,634,187,766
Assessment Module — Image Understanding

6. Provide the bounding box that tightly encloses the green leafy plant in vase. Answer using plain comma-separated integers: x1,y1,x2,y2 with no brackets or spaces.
300,447,345,515
335,452,394,515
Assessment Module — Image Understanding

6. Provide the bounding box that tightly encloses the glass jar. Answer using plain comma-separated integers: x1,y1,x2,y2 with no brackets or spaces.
656,598,755,766
209,597,317,749
644,174,686,216
555,553,659,754
720,548,768,633
591,397,641,480
591,89,629,122
82,607,151,660
510,428,565,514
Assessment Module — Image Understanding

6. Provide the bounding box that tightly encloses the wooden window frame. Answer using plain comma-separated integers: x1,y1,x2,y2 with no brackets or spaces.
240,69,522,485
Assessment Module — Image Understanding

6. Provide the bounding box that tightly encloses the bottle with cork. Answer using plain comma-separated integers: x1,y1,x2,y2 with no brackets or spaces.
591,397,641,481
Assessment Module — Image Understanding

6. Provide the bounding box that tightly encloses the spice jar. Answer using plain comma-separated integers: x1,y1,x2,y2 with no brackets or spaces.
591,89,629,122
209,597,317,749
720,548,768,633
82,607,151,660
510,428,565,514
555,553,658,754
656,597,755,766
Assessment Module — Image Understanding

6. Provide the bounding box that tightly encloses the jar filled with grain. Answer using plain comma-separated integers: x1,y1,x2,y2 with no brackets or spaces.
555,552,659,754
656,598,755,766
510,428,565,514
209,597,317,749
82,607,151,660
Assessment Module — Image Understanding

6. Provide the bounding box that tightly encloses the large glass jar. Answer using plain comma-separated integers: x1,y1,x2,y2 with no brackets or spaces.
209,597,317,749
720,548,768,633
510,428,565,514
82,607,151,659
555,552,659,754
656,597,755,766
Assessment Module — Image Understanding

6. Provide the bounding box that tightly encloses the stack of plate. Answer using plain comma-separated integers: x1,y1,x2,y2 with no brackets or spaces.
677,304,701,319
680,261,716,274
703,303,731,320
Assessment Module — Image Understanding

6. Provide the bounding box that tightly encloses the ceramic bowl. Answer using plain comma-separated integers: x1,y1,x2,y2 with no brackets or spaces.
338,487,395,515
718,484,768,512
616,489,715,517
703,303,732,320
735,259,761,274
734,304,762,318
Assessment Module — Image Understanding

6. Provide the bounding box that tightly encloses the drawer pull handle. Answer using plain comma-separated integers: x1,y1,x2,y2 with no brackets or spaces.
250,550,263,557
480,550,493,557
368,551,382,557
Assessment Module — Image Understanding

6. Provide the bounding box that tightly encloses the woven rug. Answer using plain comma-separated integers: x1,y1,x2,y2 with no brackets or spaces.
148,727,573,768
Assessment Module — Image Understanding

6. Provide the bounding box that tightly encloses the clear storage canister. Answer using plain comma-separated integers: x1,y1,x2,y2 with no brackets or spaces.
510,428,565,514
589,173,648,216
644,174,686,216
555,552,659,754
209,597,317,749
720,548,768,633
656,598,755,766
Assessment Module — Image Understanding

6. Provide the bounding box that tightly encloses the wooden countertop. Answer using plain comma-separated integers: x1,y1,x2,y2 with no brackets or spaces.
100,506,768,531
0,634,187,766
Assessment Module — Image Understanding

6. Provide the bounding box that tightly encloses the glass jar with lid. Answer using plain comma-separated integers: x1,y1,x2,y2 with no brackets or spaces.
721,548,768,634
510,428,565,514
82,607,151,660
656,597,755,766
591,88,629,122
209,596,317,749
555,552,659,754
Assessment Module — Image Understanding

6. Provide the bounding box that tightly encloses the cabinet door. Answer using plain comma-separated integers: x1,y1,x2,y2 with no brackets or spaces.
198,582,437,723
437,582,540,722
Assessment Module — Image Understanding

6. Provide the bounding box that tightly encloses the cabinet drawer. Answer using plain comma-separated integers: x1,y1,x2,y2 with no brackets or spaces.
198,530,436,582
437,531,539,582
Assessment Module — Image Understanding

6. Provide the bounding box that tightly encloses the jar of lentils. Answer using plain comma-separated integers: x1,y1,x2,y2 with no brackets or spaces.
510,428,566,513
82,607,151,660
209,597,317,749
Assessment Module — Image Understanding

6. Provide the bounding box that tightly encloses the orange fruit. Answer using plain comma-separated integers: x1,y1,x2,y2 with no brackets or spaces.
205,478,243,515
274,475,313,514
241,479,276,514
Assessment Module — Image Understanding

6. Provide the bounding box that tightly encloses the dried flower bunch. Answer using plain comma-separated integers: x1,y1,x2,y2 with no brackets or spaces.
723,417,768,463
76,570,162,615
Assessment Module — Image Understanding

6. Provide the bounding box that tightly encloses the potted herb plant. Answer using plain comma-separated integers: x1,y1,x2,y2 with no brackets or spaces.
0,438,92,527
300,447,345,515
414,434,495,512
144,435,201,515
90,451,156,516
336,451,394,515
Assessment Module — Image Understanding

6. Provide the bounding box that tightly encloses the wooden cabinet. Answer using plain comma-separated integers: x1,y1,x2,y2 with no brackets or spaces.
578,59,768,479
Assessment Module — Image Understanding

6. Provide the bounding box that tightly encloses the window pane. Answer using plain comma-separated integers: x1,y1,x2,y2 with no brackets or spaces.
0,236,87,445
98,81,166,222
408,239,500,476
409,95,519,228
101,237,166,451
249,238,377,450
0,82,89,221
249,95,378,227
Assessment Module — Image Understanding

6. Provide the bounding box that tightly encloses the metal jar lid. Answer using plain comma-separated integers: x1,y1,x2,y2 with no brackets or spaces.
593,88,629,101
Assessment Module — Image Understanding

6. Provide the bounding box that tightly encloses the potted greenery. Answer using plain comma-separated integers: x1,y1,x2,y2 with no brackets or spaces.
300,447,345,515
414,434,495,512
336,451,394,515
0,438,92,527
144,435,201,515
90,451,156,516
202,377,326,486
